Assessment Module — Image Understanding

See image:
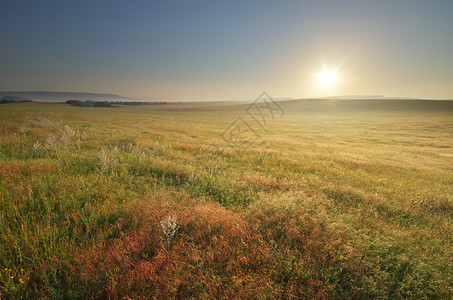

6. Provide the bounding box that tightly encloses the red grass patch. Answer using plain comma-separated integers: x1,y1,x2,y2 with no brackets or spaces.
0,161,53,183
72,198,362,298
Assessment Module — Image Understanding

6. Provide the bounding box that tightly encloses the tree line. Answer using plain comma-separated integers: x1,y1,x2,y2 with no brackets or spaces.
66,100,166,107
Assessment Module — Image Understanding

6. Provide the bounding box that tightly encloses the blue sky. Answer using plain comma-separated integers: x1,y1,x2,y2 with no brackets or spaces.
1,0,452,100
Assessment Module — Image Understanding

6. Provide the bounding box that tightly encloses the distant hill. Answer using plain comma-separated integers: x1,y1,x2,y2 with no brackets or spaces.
309,95,421,100
278,98,453,113
1,95,33,103
331,95,418,100
0,91,128,102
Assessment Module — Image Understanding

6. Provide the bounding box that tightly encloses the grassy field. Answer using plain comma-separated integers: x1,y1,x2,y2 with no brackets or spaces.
0,100,452,298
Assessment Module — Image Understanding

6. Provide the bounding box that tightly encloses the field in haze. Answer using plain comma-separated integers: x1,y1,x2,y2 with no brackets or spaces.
1,100,452,298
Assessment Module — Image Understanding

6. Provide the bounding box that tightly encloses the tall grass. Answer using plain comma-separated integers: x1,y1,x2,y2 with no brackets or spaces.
0,102,452,298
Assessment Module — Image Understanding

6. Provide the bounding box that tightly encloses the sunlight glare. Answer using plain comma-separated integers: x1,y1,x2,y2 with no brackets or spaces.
317,68,338,90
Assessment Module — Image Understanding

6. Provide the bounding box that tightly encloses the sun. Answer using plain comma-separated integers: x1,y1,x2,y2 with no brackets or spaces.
317,68,338,90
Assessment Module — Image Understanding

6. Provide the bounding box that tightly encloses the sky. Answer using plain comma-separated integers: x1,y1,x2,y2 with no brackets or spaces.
1,0,453,101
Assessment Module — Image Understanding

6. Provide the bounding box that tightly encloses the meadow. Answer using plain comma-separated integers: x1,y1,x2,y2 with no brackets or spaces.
0,99,452,298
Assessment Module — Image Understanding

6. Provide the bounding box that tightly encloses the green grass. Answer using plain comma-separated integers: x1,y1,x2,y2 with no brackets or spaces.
0,100,452,298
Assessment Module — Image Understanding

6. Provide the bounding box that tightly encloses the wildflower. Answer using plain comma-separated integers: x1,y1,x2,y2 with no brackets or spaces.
160,214,179,248
20,269,24,273
19,278,24,284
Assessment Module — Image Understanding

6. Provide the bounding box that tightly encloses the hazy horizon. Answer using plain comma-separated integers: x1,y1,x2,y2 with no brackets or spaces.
3,90,452,103
1,0,453,101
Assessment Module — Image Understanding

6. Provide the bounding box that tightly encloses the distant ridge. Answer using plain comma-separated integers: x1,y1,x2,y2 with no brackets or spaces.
278,98,453,112
0,91,128,102
310,95,420,100
1,95,33,103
